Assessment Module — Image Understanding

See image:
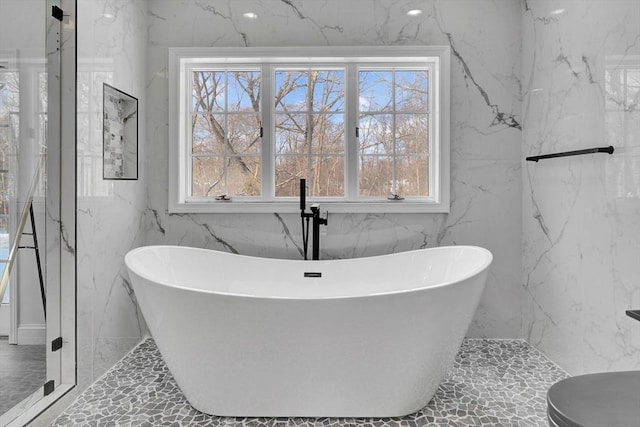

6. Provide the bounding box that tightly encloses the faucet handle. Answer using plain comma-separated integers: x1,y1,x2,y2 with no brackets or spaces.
300,179,306,210
321,210,328,226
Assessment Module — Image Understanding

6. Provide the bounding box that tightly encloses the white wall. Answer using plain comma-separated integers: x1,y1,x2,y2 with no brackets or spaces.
144,0,524,339
522,0,640,374
76,0,147,390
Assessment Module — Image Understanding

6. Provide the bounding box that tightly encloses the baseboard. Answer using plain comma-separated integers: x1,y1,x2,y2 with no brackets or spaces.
17,323,46,345
0,303,9,336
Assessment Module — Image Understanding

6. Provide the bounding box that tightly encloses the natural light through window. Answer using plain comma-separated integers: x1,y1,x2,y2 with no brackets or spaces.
358,68,430,198
190,69,262,198
274,68,345,198
169,46,450,213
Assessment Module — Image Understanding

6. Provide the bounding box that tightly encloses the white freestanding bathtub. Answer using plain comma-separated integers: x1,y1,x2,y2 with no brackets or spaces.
124,245,492,418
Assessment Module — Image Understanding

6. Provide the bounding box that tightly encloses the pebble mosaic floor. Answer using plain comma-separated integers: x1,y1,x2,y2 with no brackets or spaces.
51,338,567,427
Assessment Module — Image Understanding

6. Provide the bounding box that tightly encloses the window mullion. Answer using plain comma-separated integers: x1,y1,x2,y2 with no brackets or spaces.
262,65,273,201
391,69,397,196
346,64,358,200
223,72,229,196
429,64,437,201
186,66,194,200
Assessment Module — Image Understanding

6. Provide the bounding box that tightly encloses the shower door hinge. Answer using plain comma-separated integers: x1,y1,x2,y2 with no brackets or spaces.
51,336,63,352
52,5,64,21
44,380,55,396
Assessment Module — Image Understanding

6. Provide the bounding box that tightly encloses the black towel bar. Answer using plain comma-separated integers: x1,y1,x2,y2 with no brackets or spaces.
626,310,640,323
526,146,614,162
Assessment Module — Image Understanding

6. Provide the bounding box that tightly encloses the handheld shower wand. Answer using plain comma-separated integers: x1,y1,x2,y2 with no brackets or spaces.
300,179,310,260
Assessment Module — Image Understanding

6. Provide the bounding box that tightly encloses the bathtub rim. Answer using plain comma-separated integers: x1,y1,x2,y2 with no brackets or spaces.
124,244,493,301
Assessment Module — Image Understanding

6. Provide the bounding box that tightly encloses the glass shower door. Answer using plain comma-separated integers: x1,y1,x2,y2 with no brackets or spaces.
0,0,64,423
0,55,15,340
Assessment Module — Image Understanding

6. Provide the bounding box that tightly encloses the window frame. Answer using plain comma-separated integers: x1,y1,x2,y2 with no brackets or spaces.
356,65,433,200
169,46,450,213
188,66,263,200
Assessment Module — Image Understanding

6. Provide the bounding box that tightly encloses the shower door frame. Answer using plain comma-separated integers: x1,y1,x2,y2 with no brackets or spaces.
1,0,77,425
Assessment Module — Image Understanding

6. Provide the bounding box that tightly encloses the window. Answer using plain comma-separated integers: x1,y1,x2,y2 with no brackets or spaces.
190,69,262,197
358,68,430,198
274,68,346,198
169,47,450,213
605,56,640,199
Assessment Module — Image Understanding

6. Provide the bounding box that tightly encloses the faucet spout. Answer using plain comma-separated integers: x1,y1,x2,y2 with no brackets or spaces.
309,204,328,261
299,180,328,260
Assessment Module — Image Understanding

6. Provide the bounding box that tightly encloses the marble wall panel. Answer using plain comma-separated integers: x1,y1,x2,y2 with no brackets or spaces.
522,0,640,374
76,0,147,390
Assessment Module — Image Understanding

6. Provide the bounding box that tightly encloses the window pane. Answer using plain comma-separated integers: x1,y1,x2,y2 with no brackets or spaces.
630,112,640,143
359,156,392,197
227,113,261,155
396,113,428,154
227,71,261,112
227,156,261,196
77,112,89,150
395,156,429,197
312,70,345,112
192,114,225,154
358,114,393,155
192,71,225,113
78,71,90,111
275,113,307,154
38,72,48,113
275,70,307,111
627,69,640,107
395,70,428,112
275,156,344,197
311,156,344,196
606,111,625,144
192,156,224,197
275,156,306,196
359,70,392,112
605,69,624,111
312,113,344,154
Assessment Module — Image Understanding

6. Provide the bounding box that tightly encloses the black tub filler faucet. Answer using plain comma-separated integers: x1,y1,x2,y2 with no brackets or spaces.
299,179,328,260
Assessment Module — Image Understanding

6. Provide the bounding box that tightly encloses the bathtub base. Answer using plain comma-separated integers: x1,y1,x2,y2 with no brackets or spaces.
183,378,438,418
149,290,465,418
189,400,431,418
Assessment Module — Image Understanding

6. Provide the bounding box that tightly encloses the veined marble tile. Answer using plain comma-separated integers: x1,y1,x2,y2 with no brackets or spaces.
76,0,148,392
522,0,640,374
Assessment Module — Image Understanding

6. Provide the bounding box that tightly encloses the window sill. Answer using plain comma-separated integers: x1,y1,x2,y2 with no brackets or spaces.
168,200,450,214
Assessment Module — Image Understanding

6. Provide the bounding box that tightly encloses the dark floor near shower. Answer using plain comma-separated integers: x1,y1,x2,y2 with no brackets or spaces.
51,338,567,426
0,337,46,414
